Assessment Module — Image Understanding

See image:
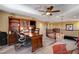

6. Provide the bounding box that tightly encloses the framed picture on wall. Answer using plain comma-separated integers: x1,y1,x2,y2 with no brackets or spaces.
66,24,73,31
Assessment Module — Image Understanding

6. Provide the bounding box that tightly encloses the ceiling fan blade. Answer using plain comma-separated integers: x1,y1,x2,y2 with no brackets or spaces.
38,10,46,12
42,13,46,15
52,10,60,12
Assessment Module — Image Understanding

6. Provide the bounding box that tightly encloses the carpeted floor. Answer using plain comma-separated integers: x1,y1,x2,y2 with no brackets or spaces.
0,35,77,54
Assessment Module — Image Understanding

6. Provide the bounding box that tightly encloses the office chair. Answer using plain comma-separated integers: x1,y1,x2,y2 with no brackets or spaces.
12,30,32,49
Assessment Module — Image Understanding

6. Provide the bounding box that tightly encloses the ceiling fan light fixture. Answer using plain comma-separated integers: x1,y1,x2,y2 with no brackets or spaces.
46,12,50,16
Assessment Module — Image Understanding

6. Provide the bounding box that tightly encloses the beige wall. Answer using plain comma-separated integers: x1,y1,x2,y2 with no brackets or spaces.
0,12,9,33
36,22,47,34
0,11,79,37
48,21,79,37
63,30,79,37
1,11,79,37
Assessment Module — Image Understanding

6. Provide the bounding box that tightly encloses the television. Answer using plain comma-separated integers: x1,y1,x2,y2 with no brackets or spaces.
30,21,36,27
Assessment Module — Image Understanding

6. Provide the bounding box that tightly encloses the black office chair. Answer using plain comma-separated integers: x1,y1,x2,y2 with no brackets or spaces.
12,30,32,49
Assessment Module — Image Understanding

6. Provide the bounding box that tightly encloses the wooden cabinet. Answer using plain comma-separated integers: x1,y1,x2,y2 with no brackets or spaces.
32,35,43,52
9,17,36,33
8,34,16,45
38,36,42,47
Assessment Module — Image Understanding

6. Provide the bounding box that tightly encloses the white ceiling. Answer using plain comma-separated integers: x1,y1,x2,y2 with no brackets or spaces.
0,4,79,22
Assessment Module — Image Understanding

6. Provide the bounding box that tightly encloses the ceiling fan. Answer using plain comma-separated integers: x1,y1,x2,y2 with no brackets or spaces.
38,6,60,16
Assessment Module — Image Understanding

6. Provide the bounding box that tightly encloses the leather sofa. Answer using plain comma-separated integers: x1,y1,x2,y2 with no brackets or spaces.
64,36,77,41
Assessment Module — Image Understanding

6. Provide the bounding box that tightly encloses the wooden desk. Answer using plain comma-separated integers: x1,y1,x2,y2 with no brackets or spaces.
31,34,43,52
24,33,43,52
8,33,43,52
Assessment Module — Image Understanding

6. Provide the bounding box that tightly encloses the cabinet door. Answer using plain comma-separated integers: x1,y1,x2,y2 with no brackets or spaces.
8,34,16,45
32,37,38,52
38,35,43,48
